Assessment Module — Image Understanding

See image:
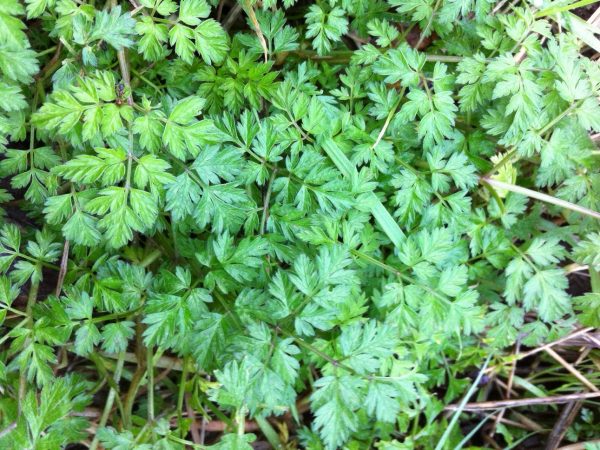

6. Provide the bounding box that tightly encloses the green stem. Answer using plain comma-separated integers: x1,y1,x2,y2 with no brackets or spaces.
140,249,162,268
0,318,27,346
590,269,600,293
167,434,207,448
236,407,247,436
539,101,582,135
177,356,189,438
7,251,60,271
371,93,404,151
416,0,442,48
147,346,155,424
2,305,27,317
123,348,146,428
255,416,283,450
90,352,126,450
18,277,40,412
91,308,141,323
260,169,277,234
131,67,162,93
278,329,360,377
36,45,58,57
488,101,582,176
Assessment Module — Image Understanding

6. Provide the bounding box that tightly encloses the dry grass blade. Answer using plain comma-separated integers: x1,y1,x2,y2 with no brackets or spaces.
445,392,600,411
511,411,546,432
557,439,600,450
481,178,600,220
486,327,595,373
585,333,600,348
55,239,69,296
490,340,520,436
544,347,599,392
244,1,268,62
473,411,544,431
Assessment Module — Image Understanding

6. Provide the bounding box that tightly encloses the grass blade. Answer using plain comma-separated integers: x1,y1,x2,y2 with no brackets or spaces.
434,353,493,450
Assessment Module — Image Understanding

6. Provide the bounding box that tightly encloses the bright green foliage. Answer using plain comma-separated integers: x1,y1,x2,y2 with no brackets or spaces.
135,0,228,65
306,5,348,55
1,1,600,449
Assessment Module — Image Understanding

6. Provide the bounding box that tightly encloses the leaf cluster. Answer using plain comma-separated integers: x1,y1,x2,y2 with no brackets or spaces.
1,0,600,449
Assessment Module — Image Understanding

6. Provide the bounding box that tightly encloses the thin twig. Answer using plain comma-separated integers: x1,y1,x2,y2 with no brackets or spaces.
511,410,546,432
445,392,600,411
186,392,202,444
216,0,225,21
112,0,133,106
557,440,600,450
585,333,600,348
564,263,590,274
517,328,595,362
545,400,583,450
485,329,596,375
55,240,69,296
472,411,543,431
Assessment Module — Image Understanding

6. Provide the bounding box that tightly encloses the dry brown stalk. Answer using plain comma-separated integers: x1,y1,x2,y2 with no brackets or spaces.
445,392,600,411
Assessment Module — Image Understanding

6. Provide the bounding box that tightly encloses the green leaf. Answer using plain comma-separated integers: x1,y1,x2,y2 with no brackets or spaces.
208,433,256,450
136,17,169,61
305,6,348,55
143,288,210,348
54,148,127,185
74,322,101,356
63,210,102,246
133,155,175,192
523,269,571,322
338,320,397,375
574,293,600,327
0,82,27,111
311,375,363,449
25,0,55,19
179,0,210,26
194,19,229,65
0,43,38,83
192,145,243,185
89,6,136,50
169,23,195,64
165,172,202,221
85,187,159,248
374,44,425,87
169,95,205,123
